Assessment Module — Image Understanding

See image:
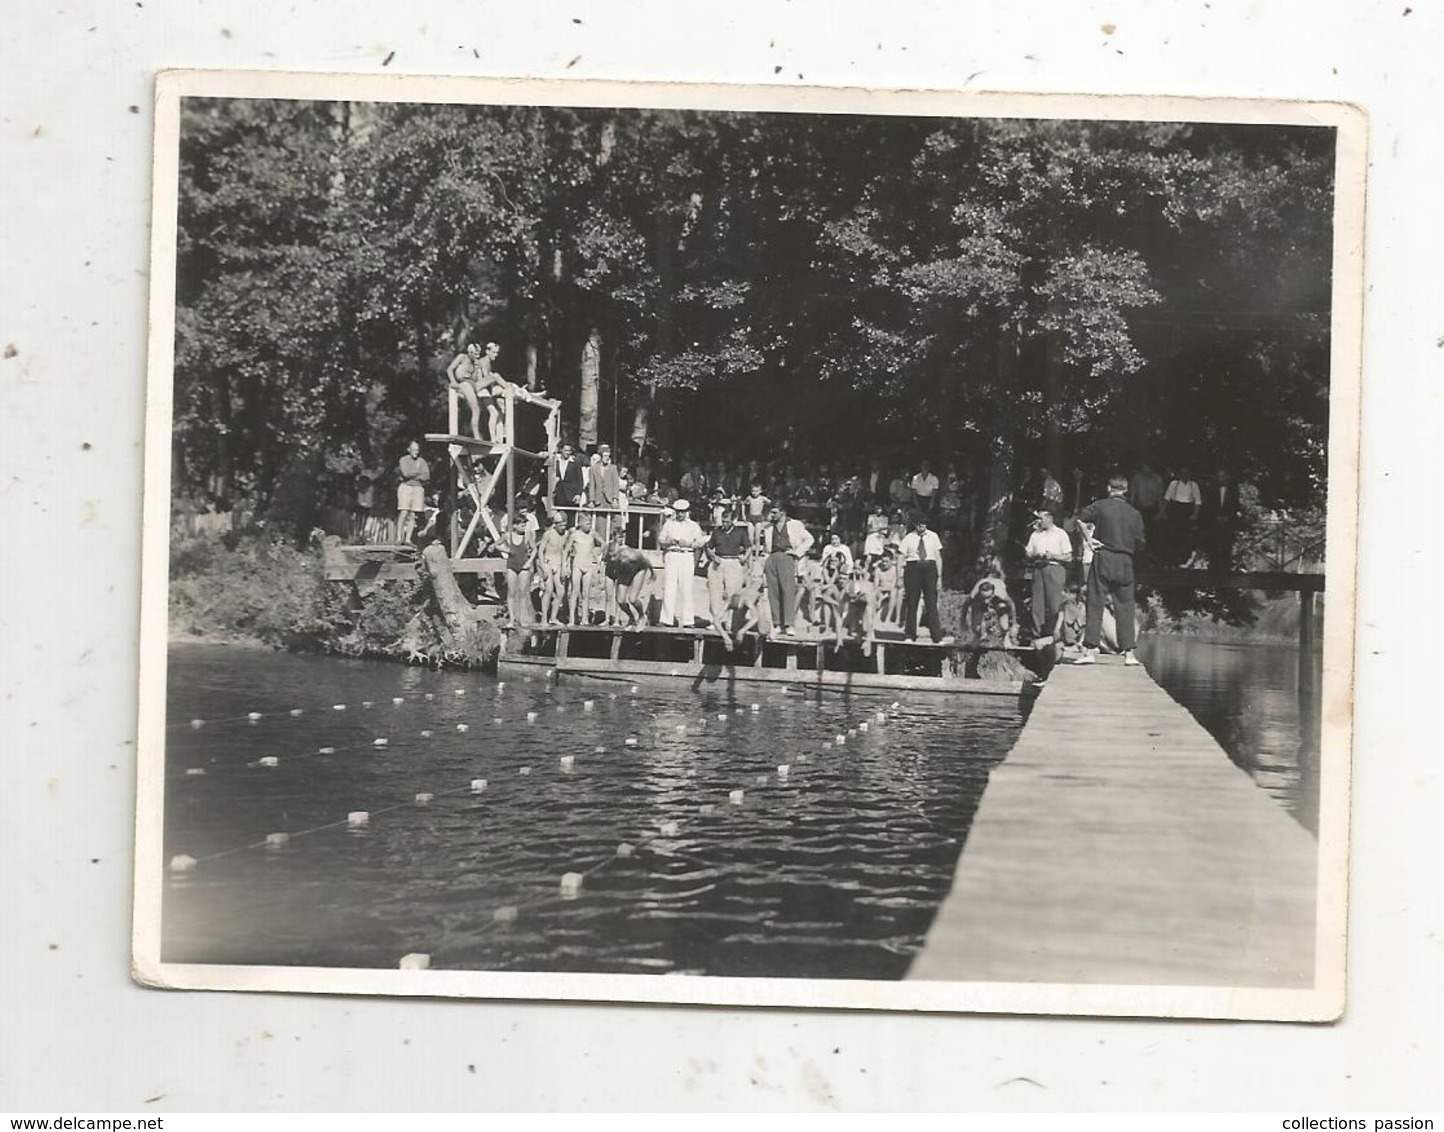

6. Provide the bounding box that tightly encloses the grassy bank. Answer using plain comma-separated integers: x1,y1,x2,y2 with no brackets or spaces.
168,533,500,666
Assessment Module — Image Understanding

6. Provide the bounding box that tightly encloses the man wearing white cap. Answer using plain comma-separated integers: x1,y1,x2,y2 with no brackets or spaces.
658,499,706,628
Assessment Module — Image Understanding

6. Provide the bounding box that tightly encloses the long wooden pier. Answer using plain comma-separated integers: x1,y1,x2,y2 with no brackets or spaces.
908,655,1317,988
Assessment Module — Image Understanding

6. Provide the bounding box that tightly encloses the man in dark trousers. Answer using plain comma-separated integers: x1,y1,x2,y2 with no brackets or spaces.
1074,473,1145,667
552,442,584,510
1201,469,1241,572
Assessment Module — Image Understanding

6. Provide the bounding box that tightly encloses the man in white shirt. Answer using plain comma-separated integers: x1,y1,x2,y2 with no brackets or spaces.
1164,467,1203,563
1025,508,1073,646
909,460,940,517
658,498,706,628
898,512,951,643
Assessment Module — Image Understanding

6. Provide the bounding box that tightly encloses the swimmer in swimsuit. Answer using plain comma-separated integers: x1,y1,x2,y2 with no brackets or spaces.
445,343,484,441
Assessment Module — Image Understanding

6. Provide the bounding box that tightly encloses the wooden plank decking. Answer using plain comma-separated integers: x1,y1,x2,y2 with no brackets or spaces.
908,655,1318,988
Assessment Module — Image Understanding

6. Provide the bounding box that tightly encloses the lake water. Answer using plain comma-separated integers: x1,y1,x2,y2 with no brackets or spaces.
162,644,1021,978
160,635,1318,977
1137,636,1322,834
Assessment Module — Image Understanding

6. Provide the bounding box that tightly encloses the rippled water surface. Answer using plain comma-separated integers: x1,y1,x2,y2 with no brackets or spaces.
163,645,1023,978
1138,636,1322,833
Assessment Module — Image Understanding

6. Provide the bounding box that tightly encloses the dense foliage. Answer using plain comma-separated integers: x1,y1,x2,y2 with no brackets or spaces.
174,100,1334,553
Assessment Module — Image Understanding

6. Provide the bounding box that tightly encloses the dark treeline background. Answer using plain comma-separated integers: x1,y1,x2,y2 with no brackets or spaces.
174,98,1333,561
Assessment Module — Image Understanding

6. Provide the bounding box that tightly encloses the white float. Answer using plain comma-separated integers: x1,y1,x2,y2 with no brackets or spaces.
777,765,791,778
266,832,289,849
493,906,518,923
616,843,635,858
372,738,389,748
583,700,594,712
317,746,335,755
333,704,346,711
560,755,575,770
259,756,279,767
559,872,584,897
169,854,197,873
247,712,262,721
347,811,369,827
420,730,433,738
398,953,430,970
659,821,680,837
470,778,488,793
729,789,745,805
624,737,639,747
456,723,469,733
415,793,433,805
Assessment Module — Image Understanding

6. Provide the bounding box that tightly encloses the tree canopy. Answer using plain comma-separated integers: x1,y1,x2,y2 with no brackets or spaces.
173,98,1334,532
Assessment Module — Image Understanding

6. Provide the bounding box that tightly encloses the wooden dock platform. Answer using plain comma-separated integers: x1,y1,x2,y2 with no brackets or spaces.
908,655,1317,988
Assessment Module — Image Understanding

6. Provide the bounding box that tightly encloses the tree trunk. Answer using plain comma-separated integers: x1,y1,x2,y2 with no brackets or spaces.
579,326,601,448
979,330,1020,571
421,541,473,648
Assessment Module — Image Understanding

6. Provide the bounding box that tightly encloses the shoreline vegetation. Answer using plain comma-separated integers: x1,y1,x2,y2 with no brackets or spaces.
168,532,1315,666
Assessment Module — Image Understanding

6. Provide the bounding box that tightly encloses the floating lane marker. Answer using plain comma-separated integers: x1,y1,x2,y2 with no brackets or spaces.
317,746,335,755
420,730,433,739
848,728,857,737
556,704,565,713
583,700,594,712
526,711,538,722
750,703,760,712
518,767,532,776
559,872,584,897
497,682,506,690
891,701,900,709
265,833,289,850
594,745,606,753
362,701,374,708
454,688,466,696
259,756,279,767
289,708,304,717
493,906,518,923
835,735,846,745
560,755,575,770
247,712,262,722
347,811,369,828
659,820,680,837
332,704,346,712
493,717,503,725
170,854,197,873
398,953,430,970
190,719,204,729
755,774,769,786
630,685,639,694
698,803,716,815
729,789,745,805
777,764,791,778
185,768,205,777
717,713,728,721
425,693,434,701
372,738,389,748
616,843,635,858
456,723,469,733
624,737,639,747
470,778,488,794
876,711,886,722
858,722,868,732
415,793,434,805
675,724,687,733
392,696,405,705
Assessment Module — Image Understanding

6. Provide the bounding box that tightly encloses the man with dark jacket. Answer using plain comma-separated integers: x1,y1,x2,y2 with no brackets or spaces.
552,442,584,509
1200,469,1241,572
1074,473,1146,667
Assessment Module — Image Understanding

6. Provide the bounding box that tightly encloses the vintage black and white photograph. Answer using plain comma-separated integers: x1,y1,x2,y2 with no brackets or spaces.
134,74,1361,1018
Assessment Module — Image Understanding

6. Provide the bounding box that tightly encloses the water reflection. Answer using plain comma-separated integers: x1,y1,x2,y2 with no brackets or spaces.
1137,636,1323,833
162,645,1019,977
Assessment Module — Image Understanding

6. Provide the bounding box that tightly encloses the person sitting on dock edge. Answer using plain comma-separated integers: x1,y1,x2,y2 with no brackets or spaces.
1074,472,1145,666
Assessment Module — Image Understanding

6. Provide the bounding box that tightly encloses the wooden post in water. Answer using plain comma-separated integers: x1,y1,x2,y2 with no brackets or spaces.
1298,590,1316,695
